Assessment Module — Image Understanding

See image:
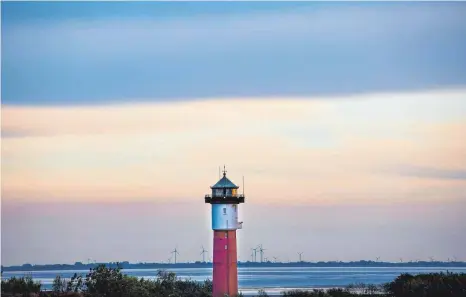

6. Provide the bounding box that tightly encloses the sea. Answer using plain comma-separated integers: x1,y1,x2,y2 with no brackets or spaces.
3,266,466,296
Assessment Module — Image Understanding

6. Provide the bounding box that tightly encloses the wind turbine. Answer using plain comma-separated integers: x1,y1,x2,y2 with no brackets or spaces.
200,246,208,263
252,248,258,262
429,256,434,262
298,252,304,262
257,245,266,263
399,258,403,263
376,257,380,262
273,257,279,263
171,248,180,264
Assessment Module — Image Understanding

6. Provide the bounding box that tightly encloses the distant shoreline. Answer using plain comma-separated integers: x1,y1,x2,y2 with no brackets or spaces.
3,261,466,272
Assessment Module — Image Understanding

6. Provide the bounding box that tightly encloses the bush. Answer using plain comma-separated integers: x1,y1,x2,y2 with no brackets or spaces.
384,272,466,297
1,274,41,295
81,264,212,297
3,269,466,297
256,289,269,296
326,288,354,297
52,275,67,293
282,289,327,297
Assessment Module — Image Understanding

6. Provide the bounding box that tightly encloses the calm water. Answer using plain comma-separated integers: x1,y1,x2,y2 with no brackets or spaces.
3,267,466,295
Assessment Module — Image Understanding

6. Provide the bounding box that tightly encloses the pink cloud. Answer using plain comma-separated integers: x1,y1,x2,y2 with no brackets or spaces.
2,90,466,206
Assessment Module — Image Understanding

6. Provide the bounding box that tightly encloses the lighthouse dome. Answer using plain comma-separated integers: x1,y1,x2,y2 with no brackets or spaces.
211,175,239,189
205,166,244,203
209,168,240,199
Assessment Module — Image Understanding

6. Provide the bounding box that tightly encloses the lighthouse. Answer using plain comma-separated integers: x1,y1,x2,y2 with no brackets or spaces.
205,166,245,297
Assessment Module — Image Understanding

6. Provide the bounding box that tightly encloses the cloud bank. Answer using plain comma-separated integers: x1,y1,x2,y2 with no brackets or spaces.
2,2,466,104
3,89,466,205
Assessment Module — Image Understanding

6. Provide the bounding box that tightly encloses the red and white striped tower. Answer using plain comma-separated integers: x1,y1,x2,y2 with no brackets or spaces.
205,166,245,297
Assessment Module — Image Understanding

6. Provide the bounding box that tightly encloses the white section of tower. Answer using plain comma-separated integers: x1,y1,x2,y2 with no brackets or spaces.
211,204,240,230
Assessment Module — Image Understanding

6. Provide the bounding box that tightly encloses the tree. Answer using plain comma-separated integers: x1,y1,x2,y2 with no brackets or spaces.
256,289,269,296
52,275,67,294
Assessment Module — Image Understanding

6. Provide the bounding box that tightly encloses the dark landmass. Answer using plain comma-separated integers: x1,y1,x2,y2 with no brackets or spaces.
2,260,466,272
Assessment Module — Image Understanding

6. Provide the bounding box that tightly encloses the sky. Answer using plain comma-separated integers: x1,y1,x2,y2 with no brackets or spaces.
1,2,466,266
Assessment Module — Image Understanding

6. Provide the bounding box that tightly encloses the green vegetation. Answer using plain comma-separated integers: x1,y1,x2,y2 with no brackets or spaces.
383,272,466,297
0,274,41,296
275,272,466,296
1,265,465,297
2,264,212,297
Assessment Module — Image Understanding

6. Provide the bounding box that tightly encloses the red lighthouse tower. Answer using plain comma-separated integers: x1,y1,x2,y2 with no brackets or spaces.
205,167,245,297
